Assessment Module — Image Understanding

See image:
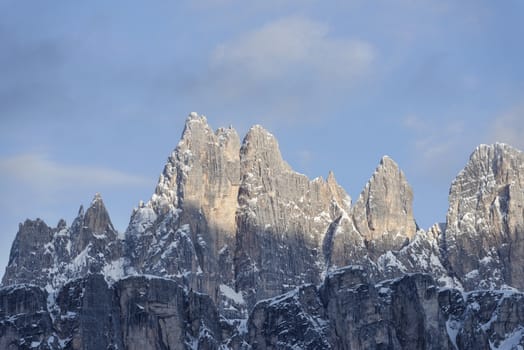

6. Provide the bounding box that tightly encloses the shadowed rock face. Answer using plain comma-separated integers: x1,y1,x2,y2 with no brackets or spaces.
1,114,427,310
235,125,352,305
2,194,121,289
0,284,53,350
125,114,242,309
247,267,524,349
2,219,55,287
2,269,523,349
2,115,524,348
445,143,524,289
0,275,223,350
125,116,356,312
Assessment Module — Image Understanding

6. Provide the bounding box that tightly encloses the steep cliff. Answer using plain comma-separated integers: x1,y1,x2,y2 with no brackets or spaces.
125,114,241,309
445,143,524,290
2,115,524,349
247,266,524,349
235,125,351,306
351,156,417,255
2,194,123,291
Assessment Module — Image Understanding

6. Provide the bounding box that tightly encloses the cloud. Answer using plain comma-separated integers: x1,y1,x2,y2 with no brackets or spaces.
402,115,470,181
211,17,375,82
0,153,149,193
488,106,524,150
181,16,377,128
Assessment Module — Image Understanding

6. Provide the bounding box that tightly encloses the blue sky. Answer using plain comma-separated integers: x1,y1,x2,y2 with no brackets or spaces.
1,0,523,272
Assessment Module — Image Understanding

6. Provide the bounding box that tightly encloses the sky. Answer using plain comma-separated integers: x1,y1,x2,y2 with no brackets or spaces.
1,0,523,273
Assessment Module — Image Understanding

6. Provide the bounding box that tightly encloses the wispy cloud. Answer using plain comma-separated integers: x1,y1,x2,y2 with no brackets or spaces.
402,115,469,181
184,16,377,128
0,153,149,193
211,16,375,82
488,105,524,150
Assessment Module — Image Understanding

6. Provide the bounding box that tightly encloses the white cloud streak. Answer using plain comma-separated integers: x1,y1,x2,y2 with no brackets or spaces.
0,153,149,192
402,115,470,181
211,16,375,82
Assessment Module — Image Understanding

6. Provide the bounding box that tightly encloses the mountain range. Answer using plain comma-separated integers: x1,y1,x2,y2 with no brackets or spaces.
1,113,524,349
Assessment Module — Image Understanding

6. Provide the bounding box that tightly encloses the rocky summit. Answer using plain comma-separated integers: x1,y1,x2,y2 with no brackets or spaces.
1,113,524,349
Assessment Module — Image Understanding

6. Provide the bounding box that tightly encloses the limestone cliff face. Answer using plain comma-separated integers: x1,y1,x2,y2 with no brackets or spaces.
4,270,523,350
352,156,417,255
126,113,241,305
70,193,119,264
2,194,122,290
2,219,55,287
326,155,419,278
445,143,524,289
0,274,223,349
3,115,524,349
151,113,241,240
235,125,351,305
247,267,524,349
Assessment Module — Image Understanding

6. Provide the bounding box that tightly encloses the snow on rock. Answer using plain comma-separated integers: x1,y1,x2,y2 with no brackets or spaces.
2,114,524,350
219,284,246,305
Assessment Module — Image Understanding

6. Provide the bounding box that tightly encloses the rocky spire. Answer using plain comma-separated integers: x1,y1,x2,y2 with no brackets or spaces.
84,193,115,235
2,192,123,290
71,193,117,254
445,143,524,289
235,125,353,306
150,113,241,223
126,112,241,305
2,219,54,286
351,156,416,255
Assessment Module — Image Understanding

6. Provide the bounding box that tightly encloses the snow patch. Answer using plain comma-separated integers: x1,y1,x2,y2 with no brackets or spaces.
446,319,462,350
490,327,524,350
102,258,125,284
219,284,246,305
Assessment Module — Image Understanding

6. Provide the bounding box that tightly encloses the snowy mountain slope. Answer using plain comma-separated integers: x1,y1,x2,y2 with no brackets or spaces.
2,114,524,349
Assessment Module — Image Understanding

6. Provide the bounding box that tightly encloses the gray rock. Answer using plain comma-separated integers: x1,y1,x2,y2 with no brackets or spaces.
2,194,124,292
126,114,241,313
0,284,54,350
351,156,417,256
2,115,524,349
248,284,332,349
53,274,122,350
0,274,226,349
250,266,524,349
445,143,524,289
235,125,351,306
2,219,55,287
117,276,223,350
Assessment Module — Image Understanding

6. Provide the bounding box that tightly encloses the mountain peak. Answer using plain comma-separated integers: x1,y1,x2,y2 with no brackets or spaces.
187,111,206,122
5,113,524,349
91,192,103,205
241,124,291,173
471,142,521,160
180,112,212,143
446,142,524,289
84,193,115,235
326,170,337,185
379,155,395,167
352,156,416,254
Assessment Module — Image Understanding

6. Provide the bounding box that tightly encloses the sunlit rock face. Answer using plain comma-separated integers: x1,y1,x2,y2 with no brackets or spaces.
351,156,417,256
445,143,524,290
235,125,351,306
125,114,242,310
3,114,524,348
